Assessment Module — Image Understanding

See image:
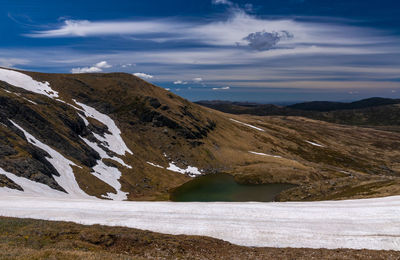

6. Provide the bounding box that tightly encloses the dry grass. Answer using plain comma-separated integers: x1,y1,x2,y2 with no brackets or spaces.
1,217,399,260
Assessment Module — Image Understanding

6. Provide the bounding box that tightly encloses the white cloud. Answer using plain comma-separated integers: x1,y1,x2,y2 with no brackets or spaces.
212,86,230,90
121,63,134,68
10,4,400,91
173,80,187,85
27,19,187,38
95,61,111,68
133,72,154,79
212,0,233,5
71,61,111,74
0,58,30,68
193,77,203,82
26,11,377,49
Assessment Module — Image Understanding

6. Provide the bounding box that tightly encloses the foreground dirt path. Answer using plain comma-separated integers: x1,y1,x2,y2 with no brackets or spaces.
1,217,399,260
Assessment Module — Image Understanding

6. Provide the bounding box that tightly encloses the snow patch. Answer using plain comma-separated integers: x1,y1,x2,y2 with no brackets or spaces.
249,151,282,158
167,162,202,177
230,118,265,132
147,162,164,169
10,121,92,199
81,137,129,201
0,68,59,98
0,168,67,198
306,140,325,147
78,113,89,126
92,160,128,201
74,100,133,156
22,97,38,105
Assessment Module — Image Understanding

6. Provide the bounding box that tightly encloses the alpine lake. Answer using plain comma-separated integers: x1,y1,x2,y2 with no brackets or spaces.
170,173,295,202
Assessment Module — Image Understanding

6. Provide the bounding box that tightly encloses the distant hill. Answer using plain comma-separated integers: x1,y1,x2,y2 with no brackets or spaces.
288,97,400,112
196,98,400,129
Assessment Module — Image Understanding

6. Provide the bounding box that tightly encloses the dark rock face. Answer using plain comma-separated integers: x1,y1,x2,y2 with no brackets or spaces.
0,89,106,192
147,97,161,109
121,95,216,141
0,174,23,191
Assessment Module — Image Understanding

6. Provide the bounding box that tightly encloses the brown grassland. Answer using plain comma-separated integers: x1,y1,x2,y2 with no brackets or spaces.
1,217,399,260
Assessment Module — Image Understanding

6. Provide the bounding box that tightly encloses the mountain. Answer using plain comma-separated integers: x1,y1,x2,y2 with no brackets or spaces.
1,67,400,202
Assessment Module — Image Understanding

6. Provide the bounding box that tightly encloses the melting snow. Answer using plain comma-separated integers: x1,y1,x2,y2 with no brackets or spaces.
249,151,282,158
81,137,130,201
10,121,92,199
74,100,133,156
92,159,128,201
0,68,59,98
230,118,265,132
0,168,67,198
78,113,89,126
306,140,325,147
147,162,164,169
167,162,202,177
22,97,38,105
82,137,131,169
74,101,133,200
0,196,399,251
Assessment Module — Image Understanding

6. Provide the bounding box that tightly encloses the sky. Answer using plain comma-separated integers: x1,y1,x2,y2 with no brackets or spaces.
1,0,400,103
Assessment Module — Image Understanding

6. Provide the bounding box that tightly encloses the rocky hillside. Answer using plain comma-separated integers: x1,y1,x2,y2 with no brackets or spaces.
1,67,400,201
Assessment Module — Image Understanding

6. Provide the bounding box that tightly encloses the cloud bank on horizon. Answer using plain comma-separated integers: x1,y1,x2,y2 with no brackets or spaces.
1,0,400,102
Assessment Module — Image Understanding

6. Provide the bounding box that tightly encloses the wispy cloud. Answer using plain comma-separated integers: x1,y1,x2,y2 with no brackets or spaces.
212,86,230,90
174,80,187,85
212,0,233,6
25,10,381,49
71,61,111,73
133,72,154,79
0,58,30,68
193,77,203,82
26,19,187,38
4,0,400,94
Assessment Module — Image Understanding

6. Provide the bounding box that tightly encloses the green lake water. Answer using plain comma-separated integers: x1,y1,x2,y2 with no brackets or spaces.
170,173,295,202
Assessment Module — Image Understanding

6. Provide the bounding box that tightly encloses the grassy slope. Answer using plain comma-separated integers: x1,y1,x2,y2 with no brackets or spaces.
1,71,400,201
1,217,399,260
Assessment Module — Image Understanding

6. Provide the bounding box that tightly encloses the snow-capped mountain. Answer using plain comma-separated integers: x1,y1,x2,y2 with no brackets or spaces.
0,67,400,201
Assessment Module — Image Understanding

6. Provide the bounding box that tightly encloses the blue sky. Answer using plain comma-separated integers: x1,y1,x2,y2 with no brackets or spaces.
1,0,400,103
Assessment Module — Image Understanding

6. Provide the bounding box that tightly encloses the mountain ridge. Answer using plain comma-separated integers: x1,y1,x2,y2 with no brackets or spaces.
0,67,400,201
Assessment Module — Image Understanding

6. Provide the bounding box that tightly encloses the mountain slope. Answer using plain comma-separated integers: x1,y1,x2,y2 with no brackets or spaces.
1,67,400,201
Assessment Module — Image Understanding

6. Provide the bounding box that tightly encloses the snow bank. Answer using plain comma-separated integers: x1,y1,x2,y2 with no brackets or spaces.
306,140,325,147
249,151,282,158
167,162,202,177
0,68,58,98
0,168,67,198
0,195,399,251
81,137,129,201
74,100,133,156
230,118,265,132
10,121,92,199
